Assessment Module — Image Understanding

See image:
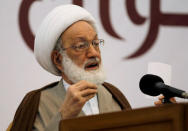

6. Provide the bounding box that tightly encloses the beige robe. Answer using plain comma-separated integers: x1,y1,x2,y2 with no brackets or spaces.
33,80,122,131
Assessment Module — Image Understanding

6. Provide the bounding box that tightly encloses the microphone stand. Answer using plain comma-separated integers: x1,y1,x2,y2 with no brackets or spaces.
162,97,172,104
162,94,173,104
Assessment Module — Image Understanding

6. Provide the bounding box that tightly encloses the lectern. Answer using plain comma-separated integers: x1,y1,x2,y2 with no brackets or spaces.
60,103,188,131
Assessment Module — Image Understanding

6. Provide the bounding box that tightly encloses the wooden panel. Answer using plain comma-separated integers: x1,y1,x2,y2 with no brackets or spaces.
60,103,187,131
185,104,188,131
99,121,172,131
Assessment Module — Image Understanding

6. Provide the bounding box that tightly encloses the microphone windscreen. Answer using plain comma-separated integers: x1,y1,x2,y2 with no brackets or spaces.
139,74,164,96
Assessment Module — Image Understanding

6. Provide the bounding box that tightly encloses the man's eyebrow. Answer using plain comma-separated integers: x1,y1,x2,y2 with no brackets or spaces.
71,37,86,44
75,37,86,41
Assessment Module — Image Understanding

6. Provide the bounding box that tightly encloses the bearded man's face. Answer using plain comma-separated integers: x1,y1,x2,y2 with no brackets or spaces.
61,21,101,71
59,21,105,84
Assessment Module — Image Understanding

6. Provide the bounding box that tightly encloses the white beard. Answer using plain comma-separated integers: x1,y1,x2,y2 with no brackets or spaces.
61,52,106,85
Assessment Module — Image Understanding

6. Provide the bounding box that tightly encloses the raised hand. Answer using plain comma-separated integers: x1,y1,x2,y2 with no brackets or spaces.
60,80,98,119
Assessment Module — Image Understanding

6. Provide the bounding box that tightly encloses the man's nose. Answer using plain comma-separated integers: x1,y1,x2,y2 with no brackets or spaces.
86,44,100,58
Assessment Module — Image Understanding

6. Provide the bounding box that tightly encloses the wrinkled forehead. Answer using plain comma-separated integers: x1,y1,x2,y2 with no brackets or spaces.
60,20,97,45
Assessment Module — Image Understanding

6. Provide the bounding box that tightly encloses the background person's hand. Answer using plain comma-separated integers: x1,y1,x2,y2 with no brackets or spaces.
154,95,176,106
60,80,98,119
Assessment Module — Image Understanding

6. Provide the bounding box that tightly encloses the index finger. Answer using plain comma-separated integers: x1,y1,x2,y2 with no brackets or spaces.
77,80,98,91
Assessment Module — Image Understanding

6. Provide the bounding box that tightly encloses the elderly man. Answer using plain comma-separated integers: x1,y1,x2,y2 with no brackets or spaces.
10,4,131,131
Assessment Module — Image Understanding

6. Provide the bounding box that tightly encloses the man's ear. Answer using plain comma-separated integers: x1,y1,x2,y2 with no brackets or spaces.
51,50,63,72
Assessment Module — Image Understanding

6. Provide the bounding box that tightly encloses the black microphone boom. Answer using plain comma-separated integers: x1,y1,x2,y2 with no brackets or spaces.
139,74,188,99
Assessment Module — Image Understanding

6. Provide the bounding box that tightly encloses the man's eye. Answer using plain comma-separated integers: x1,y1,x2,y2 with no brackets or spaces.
76,42,86,49
93,41,100,46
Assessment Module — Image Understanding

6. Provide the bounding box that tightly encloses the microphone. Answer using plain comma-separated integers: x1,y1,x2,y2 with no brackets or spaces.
139,74,188,101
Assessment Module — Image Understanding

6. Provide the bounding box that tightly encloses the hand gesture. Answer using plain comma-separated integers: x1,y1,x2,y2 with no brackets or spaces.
60,80,97,119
